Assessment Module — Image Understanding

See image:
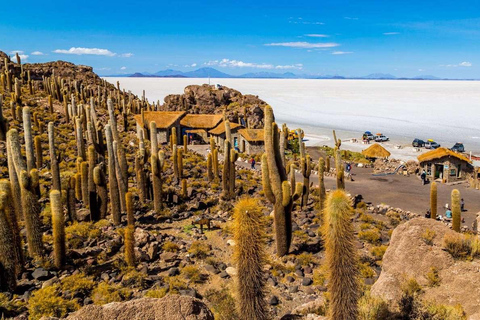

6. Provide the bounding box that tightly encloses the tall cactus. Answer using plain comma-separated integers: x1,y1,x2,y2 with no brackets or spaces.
229,148,238,197
172,144,179,183
48,122,61,191
93,165,108,220
170,127,177,149
262,106,302,256
0,94,7,141
207,153,213,181
0,180,23,272
6,131,22,219
23,107,36,171
0,191,17,292
76,117,86,160
105,125,121,225
222,140,232,199
451,189,461,232
322,190,359,320
151,151,164,213
300,155,311,208
50,190,66,269
67,176,77,222
335,148,345,189
233,198,267,320
177,148,184,180
34,135,43,169
124,225,136,267
317,158,326,212
183,134,188,154
430,182,437,219
213,148,219,179
279,124,288,166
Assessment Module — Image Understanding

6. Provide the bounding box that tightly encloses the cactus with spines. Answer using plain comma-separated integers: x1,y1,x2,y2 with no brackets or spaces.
87,146,99,216
300,155,312,208
430,182,437,219
14,78,21,105
222,140,232,199
6,129,25,219
23,107,36,171
229,148,238,197
124,225,136,267
317,158,326,212
76,117,86,160
34,135,43,169
288,163,296,196
15,105,22,122
335,148,345,189
75,173,82,201
0,94,7,141
170,127,177,149
135,151,147,204
177,148,184,180
262,106,302,256
452,189,461,232
183,134,188,153
149,121,158,156
151,151,164,213
225,120,232,144
50,190,66,269
126,192,135,227
213,148,219,179
0,180,23,272
106,125,121,224
322,190,359,320
80,161,89,209
93,165,108,220
297,129,305,157
0,191,17,292
207,153,213,181
67,176,77,222
233,198,267,320
181,179,188,199
326,155,331,173
210,137,215,153
279,124,288,166
20,169,45,258
172,144,179,183
48,95,53,113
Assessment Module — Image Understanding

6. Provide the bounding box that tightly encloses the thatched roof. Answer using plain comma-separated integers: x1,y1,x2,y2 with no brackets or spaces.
417,147,472,164
185,129,207,134
134,111,186,129
239,129,264,142
208,121,242,135
180,114,223,129
361,143,391,158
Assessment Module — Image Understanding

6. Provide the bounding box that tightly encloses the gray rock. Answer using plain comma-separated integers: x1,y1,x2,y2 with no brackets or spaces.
288,285,299,293
269,296,279,306
32,268,51,281
168,267,180,277
302,278,313,286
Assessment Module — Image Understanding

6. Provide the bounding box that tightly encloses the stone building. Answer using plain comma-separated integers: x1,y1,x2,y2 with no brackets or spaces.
180,114,223,144
133,111,185,145
208,120,243,151
417,147,473,183
238,129,265,155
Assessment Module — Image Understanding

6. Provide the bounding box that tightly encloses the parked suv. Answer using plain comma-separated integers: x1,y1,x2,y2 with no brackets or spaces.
451,143,465,153
412,138,425,147
375,134,389,142
425,141,440,149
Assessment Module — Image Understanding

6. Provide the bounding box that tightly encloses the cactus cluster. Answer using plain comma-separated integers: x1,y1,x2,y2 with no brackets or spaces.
451,189,461,232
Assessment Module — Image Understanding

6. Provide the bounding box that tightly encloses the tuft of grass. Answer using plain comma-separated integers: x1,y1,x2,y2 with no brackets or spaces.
426,267,440,287
181,265,203,283
296,252,315,266
358,228,381,244
60,273,95,298
443,233,480,260
204,287,239,320
421,228,436,245
28,285,80,320
144,287,168,299
188,241,210,259
162,241,180,252
91,282,132,305
358,291,391,320
370,245,388,261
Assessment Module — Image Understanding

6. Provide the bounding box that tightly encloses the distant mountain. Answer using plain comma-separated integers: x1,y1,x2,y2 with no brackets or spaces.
411,75,441,80
239,71,299,79
154,69,185,77
361,73,397,79
183,67,232,78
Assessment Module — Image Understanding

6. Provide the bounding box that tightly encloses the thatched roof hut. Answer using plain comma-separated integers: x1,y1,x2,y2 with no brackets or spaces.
180,114,223,129
417,147,471,164
208,120,242,135
133,111,186,129
362,143,391,159
238,129,264,142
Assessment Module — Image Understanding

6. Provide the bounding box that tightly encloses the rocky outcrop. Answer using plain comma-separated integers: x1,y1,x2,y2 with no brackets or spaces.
66,296,214,320
162,84,266,128
371,218,480,316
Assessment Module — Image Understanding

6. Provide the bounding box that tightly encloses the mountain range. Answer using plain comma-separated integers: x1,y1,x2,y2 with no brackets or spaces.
101,67,454,80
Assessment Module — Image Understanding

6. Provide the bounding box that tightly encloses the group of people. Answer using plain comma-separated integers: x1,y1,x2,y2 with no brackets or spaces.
425,199,466,221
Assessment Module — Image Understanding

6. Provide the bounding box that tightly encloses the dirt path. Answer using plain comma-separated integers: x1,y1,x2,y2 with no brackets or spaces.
188,145,480,228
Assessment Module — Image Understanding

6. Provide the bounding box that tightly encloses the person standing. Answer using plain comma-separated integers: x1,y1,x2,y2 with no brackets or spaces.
421,170,427,185
250,157,256,170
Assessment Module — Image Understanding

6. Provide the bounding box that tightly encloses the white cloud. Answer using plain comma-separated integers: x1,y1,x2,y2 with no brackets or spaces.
10,54,29,62
184,63,197,67
418,69,425,72
120,66,127,70
441,61,472,67
288,18,324,25
96,67,111,71
331,51,353,55
205,59,303,70
191,63,197,67
305,34,329,38
31,51,44,55
119,53,133,58
383,32,400,35
10,50,24,54
344,17,359,20
53,47,116,56
265,42,340,49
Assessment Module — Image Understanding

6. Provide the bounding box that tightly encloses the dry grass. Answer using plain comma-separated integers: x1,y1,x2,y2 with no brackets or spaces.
443,233,480,260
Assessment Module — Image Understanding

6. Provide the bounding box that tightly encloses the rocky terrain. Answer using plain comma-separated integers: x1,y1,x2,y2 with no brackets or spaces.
0,51,479,320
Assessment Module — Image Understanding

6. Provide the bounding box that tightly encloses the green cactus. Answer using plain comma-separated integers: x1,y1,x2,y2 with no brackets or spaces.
67,176,77,222
170,127,177,149
317,158,326,212
183,134,188,153
124,225,136,267
262,106,302,256
0,94,7,141
23,107,36,171
0,191,17,292
233,198,267,320
430,182,437,220
92,165,107,219
335,148,345,189
105,125,121,225
451,189,461,232
322,189,359,320
34,135,43,169
181,179,187,199
50,190,66,269
126,192,134,226
222,140,231,199
0,180,23,272
151,151,164,213
300,155,311,208
207,153,213,181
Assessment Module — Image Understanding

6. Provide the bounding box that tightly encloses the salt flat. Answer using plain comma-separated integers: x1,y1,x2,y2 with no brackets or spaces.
104,77,480,155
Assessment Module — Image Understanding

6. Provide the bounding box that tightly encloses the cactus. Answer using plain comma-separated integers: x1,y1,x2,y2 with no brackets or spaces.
233,198,267,320
135,152,146,203
80,161,89,208
0,191,17,292
76,117,86,160
297,129,305,157
0,94,7,141
207,153,213,181
335,148,345,189
288,163,296,196
20,169,45,258
34,135,43,168
317,158,326,212
172,144,179,183
14,78,21,105
322,190,359,320
150,121,158,156
48,95,53,113
23,107,36,171
0,180,23,272
430,182,437,219
170,127,177,149
151,151,164,213
6,129,25,219
451,189,461,232
210,137,215,153
93,165,108,220
181,179,187,199
262,106,302,256
50,190,66,269
222,140,232,199
126,192,134,226
300,155,311,208
279,124,288,166
75,173,82,201
105,125,121,224
183,134,188,153
177,148,184,180
229,148,238,197
326,155,331,173
213,148,219,179
67,176,77,222
124,225,136,267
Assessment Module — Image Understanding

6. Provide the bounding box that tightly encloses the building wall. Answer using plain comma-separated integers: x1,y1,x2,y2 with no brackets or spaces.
211,132,241,151
244,140,265,155
422,156,473,183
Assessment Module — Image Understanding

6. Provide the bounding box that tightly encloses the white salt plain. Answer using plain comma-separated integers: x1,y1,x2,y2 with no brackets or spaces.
104,77,480,160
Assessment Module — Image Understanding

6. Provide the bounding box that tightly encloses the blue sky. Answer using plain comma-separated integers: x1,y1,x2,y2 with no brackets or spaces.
1,0,480,78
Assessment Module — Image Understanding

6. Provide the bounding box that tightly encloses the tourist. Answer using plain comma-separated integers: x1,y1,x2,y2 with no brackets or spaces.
421,170,427,185
445,208,452,219
461,198,465,212
250,157,256,170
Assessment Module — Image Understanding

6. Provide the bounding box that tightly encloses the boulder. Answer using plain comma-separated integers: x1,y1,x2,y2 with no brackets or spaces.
371,218,480,316
66,296,214,320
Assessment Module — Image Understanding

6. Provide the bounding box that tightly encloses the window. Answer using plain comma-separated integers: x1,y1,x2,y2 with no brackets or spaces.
450,169,456,176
